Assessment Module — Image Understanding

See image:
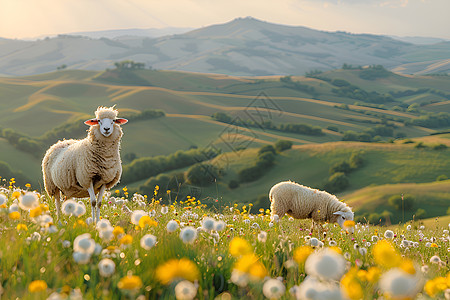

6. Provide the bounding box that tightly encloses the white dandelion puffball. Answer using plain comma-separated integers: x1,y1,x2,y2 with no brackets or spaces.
73,202,86,217
131,210,146,225
180,226,198,244
271,214,279,223
161,206,169,214
310,238,320,247
305,248,346,281
230,270,249,287
384,230,394,239
37,214,53,227
140,234,157,250
202,217,215,231
379,268,423,299
96,219,111,231
258,231,268,243
263,278,285,299
19,192,39,210
215,220,226,231
174,280,197,300
0,194,6,206
166,220,179,233
73,233,95,254
99,226,114,242
62,199,77,216
9,203,19,213
73,251,91,264
98,258,116,277
85,217,93,225
430,255,441,264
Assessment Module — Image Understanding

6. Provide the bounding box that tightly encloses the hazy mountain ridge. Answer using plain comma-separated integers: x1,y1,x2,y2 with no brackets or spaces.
0,17,449,76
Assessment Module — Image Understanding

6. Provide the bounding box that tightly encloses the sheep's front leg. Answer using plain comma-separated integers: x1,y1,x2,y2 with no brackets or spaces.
96,185,106,222
54,190,61,221
87,182,97,223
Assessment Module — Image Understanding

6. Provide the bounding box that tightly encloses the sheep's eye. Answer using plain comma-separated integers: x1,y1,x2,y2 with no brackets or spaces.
342,216,346,220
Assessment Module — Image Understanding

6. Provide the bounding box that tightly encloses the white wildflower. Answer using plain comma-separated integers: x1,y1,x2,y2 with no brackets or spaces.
180,226,197,244
73,233,95,254
61,199,77,216
99,226,114,242
174,280,197,300
271,214,279,223
167,220,179,232
230,270,249,287
96,219,111,231
98,258,115,277
0,194,6,206
263,278,285,299
310,238,320,247
430,255,441,264
215,220,226,231
202,217,215,231
258,231,268,243
85,217,93,225
305,248,346,281
73,202,86,217
130,210,146,225
73,251,91,264
140,234,157,250
406,225,412,231
384,230,394,239
379,268,423,299
161,206,169,214
18,192,39,210
62,240,71,248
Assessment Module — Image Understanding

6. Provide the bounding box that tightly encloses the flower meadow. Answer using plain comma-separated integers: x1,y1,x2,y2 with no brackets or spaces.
0,179,449,300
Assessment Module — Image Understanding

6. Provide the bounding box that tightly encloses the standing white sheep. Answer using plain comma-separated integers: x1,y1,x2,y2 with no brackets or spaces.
42,106,128,222
269,181,354,228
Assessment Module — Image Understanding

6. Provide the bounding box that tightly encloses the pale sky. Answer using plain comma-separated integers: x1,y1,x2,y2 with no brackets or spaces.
0,0,449,39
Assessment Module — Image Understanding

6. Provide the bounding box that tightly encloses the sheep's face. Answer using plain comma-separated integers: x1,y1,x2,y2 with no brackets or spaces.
85,118,128,138
333,211,354,228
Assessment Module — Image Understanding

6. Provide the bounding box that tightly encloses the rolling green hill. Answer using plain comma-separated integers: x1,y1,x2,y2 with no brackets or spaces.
0,68,449,222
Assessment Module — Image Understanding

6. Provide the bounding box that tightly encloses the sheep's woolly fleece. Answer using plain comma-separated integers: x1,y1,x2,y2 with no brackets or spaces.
42,106,125,200
269,181,353,224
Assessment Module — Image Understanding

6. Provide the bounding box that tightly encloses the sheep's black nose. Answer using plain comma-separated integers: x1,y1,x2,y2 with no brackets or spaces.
104,127,110,131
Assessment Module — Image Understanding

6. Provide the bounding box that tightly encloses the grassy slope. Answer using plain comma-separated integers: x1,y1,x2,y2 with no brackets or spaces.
158,138,450,214
0,69,449,215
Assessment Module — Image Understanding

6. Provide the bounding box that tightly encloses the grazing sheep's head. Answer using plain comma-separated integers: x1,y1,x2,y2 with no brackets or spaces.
85,106,128,138
332,210,354,228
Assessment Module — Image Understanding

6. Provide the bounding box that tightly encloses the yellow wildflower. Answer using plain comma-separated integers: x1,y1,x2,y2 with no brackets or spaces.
9,211,20,220
119,234,133,245
341,267,364,300
138,216,158,228
233,253,267,280
73,219,87,228
430,243,438,248
28,280,47,292
12,191,21,199
229,237,253,258
343,220,356,228
156,258,200,285
17,223,28,231
424,276,448,298
400,259,416,275
293,246,314,265
29,206,43,218
25,183,31,188
117,275,143,290
366,266,381,283
113,226,124,237
372,240,402,269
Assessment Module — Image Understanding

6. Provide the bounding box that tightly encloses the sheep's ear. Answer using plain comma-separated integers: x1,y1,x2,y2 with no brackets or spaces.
333,211,344,216
114,118,128,125
84,119,99,126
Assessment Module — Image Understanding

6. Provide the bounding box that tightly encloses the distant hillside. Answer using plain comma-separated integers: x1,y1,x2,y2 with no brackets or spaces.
0,68,449,189
1,17,449,76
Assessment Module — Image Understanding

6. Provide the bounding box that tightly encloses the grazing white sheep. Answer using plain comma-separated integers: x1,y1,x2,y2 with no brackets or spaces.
269,181,353,228
42,106,128,222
